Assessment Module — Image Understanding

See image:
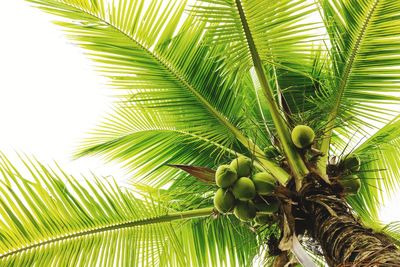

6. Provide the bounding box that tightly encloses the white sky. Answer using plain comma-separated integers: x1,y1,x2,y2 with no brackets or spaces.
0,1,127,183
0,1,399,224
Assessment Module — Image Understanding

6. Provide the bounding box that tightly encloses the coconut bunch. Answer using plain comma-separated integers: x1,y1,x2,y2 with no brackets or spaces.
335,154,362,195
291,125,362,195
213,125,362,224
213,156,279,224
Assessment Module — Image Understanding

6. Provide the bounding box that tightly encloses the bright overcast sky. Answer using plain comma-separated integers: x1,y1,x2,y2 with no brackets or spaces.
1,1,399,224
0,1,127,182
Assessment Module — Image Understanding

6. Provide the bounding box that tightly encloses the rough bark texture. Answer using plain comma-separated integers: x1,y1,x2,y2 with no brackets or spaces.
300,182,400,266
272,252,290,267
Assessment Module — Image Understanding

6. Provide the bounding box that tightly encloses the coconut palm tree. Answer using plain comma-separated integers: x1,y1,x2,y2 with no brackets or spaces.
1,0,400,265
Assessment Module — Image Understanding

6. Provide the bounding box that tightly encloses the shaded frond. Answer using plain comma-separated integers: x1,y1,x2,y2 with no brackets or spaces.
192,0,320,78
276,46,334,122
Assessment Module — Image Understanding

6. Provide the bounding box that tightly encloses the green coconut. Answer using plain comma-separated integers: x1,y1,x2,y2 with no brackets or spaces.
230,156,252,177
232,177,256,201
252,172,276,196
214,188,235,213
254,214,274,225
254,198,279,213
340,154,361,172
339,174,361,195
215,165,237,188
291,125,315,149
234,201,257,221
263,145,278,159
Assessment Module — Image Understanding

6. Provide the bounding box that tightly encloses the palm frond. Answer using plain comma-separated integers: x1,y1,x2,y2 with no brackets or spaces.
276,45,328,116
194,0,319,187
0,153,262,266
317,0,400,154
344,116,400,224
192,0,320,78
78,102,243,187
26,0,290,185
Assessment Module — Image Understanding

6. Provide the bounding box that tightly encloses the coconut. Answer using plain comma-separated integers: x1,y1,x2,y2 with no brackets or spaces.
234,201,256,221
252,172,276,195
339,174,361,195
340,154,361,172
214,188,235,213
230,156,252,177
232,177,256,201
264,145,278,159
254,214,274,225
254,198,279,213
215,165,237,188
291,125,315,149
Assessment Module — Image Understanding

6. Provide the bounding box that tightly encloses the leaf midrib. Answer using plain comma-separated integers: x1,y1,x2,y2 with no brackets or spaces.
330,0,380,120
80,127,240,157
317,0,380,177
52,1,291,182
0,207,213,260
319,0,380,155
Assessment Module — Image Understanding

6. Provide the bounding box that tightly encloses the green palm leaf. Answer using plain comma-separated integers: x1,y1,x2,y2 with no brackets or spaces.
192,0,325,121
192,0,319,78
317,0,400,156
27,0,290,186
78,102,240,187
0,154,262,266
346,116,400,224
193,0,321,187
15,0,400,265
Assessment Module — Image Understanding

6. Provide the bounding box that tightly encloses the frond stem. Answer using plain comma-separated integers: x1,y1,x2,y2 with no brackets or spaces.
235,0,308,189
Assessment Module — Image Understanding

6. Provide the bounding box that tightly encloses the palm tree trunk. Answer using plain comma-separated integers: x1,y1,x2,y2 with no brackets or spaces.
301,183,400,266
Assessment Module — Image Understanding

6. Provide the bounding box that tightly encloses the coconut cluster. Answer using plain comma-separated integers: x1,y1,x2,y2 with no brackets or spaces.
213,156,279,224
337,154,362,195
